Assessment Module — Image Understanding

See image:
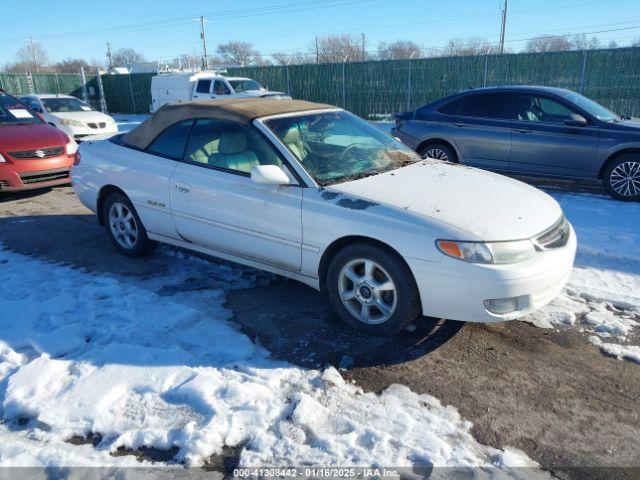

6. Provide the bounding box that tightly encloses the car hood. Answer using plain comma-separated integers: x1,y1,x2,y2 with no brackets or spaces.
329,160,563,241
0,123,68,151
50,111,114,123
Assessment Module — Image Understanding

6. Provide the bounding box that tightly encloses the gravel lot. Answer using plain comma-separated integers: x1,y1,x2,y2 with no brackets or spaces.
1,184,638,479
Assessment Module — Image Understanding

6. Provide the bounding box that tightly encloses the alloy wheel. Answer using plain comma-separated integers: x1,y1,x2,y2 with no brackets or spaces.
338,258,397,325
108,202,139,249
425,147,449,161
609,161,640,197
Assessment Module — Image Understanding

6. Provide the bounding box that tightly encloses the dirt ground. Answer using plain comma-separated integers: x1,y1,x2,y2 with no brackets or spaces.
1,185,639,480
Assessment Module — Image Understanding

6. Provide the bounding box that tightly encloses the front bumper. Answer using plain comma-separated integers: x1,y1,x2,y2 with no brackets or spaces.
0,155,74,192
60,123,118,141
409,225,577,323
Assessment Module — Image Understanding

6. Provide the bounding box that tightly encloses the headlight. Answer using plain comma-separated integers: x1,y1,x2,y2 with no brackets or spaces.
436,239,535,264
0,153,6,163
66,140,78,155
487,240,536,264
60,118,84,127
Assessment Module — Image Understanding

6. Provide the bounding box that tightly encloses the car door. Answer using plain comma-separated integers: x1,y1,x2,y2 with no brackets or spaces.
170,118,303,271
444,92,512,170
509,93,601,178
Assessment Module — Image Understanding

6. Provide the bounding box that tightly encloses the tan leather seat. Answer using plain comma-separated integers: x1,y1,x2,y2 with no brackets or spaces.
281,126,307,161
213,131,259,173
188,139,219,164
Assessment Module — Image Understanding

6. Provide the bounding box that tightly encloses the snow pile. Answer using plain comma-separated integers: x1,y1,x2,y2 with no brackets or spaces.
525,193,640,361
0,246,539,472
589,336,640,364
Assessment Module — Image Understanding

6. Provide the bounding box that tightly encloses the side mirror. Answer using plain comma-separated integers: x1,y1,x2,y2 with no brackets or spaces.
251,164,291,186
563,114,587,127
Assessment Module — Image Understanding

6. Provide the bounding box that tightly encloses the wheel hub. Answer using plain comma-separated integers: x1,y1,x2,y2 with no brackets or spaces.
357,284,373,301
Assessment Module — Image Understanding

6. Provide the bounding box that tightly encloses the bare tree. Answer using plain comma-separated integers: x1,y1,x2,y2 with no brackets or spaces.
377,40,421,60
607,40,618,49
525,36,572,53
15,40,49,72
111,48,147,66
54,58,93,73
633,37,640,47
571,34,600,50
312,34,362,63
216,41,259,66
443,37,491,56
271,51,308,65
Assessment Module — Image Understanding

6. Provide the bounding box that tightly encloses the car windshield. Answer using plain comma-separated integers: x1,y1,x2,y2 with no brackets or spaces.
265,110,421,186
563,92,620,122
228,79,263,92
42,97,93,113
0,92,41,125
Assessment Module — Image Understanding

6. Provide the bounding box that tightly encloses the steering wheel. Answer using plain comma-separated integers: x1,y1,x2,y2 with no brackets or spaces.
337,143,362,163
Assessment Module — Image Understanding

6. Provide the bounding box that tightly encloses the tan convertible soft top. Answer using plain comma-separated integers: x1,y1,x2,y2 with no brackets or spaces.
122,98,334,149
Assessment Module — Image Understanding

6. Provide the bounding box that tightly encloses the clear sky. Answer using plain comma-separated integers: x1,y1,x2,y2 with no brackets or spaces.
1,0,639,65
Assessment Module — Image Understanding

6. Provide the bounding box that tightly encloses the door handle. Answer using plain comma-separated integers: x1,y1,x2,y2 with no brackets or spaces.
515,128,531,133
175,181,190,193
452,122,466,127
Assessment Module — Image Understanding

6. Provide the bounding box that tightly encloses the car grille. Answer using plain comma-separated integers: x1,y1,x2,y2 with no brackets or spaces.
0,180,8,189
9,146,64,159
87,122,107,129
19,168,70,185
535,216,570,250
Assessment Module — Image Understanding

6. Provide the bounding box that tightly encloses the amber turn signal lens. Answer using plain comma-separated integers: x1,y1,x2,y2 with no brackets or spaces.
436,240,462,258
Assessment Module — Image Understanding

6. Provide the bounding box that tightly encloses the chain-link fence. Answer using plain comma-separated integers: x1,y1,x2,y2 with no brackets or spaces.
1,47,639,118
230,47,640,118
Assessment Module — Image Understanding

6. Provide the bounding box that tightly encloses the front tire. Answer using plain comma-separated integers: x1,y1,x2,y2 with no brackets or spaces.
603,154,640,201
103,192,157,257
327,243,421,336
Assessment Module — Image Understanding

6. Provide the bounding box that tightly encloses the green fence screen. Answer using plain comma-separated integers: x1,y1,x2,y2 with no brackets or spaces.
1,47,640,118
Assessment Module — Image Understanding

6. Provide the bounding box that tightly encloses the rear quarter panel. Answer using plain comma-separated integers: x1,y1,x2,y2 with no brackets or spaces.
398,117,458,155
72,139,179,239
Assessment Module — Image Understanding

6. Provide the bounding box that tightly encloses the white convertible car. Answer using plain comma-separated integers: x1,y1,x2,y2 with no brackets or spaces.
72,98,576,335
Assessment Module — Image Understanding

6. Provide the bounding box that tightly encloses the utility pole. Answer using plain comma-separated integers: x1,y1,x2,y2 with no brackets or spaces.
29,36,39,73
315,37,319,64
361,33,365,61
200,15,209,70
498,0,508,55
106,42,113,69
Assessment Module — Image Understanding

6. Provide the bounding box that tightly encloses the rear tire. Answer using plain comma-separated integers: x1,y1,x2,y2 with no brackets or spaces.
103,192,157,257
602,154,640,201
418,142,457,163
327,243,421,336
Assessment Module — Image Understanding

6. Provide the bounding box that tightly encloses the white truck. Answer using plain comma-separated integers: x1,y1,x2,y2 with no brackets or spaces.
150,72,290,112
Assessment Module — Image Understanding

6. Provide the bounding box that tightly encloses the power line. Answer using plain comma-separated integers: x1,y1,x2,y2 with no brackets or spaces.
0,0,371,44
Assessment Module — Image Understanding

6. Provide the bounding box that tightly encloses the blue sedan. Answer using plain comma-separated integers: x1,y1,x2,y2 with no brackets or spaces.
392,86,640,200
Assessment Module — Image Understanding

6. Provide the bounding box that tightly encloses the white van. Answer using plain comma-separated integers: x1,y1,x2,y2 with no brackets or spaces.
150,72,290,112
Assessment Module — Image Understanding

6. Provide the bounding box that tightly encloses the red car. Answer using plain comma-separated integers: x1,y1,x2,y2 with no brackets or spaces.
0,89,77,192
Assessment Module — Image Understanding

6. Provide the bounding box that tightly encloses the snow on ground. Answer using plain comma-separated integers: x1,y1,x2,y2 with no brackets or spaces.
525,192,640,363
0,246,541,473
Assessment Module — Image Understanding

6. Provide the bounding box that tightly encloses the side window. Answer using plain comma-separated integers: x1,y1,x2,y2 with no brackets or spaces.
196,79,212,94
459,93,509,119
183,119,283,174
147,119,194,158
515,95,576,123
437,97,465,116
214,81,231,95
